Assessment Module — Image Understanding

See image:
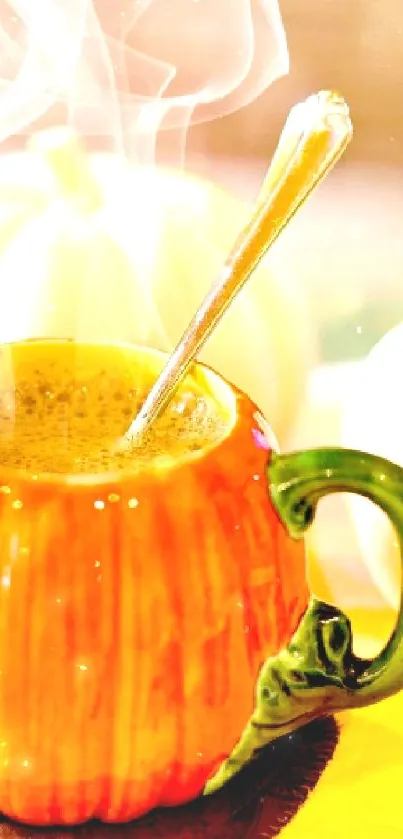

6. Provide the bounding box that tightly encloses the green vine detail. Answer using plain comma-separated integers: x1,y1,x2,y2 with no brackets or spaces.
205,447,403,797
205,598,355,795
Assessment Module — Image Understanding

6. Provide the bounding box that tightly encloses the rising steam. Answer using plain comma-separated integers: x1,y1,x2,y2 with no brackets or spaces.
0,0,289,157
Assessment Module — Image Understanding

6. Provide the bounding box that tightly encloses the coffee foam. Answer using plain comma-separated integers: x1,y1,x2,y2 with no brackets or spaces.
0,343,230,475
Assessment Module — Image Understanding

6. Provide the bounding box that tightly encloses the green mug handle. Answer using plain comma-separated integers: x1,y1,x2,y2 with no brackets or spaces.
205,447,403,795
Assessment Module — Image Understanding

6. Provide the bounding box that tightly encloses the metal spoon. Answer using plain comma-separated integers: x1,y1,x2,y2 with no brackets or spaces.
126,90,353,441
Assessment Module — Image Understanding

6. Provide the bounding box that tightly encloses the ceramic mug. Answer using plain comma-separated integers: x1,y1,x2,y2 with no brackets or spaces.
0,339,402,826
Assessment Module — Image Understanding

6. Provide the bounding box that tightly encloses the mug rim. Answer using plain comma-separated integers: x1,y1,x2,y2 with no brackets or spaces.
0,338,239,490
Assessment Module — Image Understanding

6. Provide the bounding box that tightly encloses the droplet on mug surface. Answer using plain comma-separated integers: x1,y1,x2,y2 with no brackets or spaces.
253,411,279,452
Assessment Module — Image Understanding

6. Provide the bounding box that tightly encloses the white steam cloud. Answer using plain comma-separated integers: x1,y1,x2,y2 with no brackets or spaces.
0,0,289,157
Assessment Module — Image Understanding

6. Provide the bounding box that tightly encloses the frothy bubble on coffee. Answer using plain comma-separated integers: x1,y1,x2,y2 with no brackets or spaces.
0,342,230,475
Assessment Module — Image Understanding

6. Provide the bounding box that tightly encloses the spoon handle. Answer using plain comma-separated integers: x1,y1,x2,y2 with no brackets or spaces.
129,90,352,439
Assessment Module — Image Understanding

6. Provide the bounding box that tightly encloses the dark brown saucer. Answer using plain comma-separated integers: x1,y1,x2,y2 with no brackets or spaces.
0,718,338,839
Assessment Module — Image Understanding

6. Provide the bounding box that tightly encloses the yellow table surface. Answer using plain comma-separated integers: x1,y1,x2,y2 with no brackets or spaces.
280,610,403,838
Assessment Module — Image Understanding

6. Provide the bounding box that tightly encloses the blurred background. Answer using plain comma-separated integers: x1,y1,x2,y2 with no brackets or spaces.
188,0,403,364
184,0,403,616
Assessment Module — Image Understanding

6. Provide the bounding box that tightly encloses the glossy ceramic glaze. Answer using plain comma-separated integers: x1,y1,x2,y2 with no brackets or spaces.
0,613,402,838
0,344,307,825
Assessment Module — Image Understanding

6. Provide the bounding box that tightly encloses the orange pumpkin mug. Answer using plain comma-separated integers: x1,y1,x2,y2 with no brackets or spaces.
0,338,402,827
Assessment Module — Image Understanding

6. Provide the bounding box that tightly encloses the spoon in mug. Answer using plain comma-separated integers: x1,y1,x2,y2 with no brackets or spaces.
125,90,353,443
